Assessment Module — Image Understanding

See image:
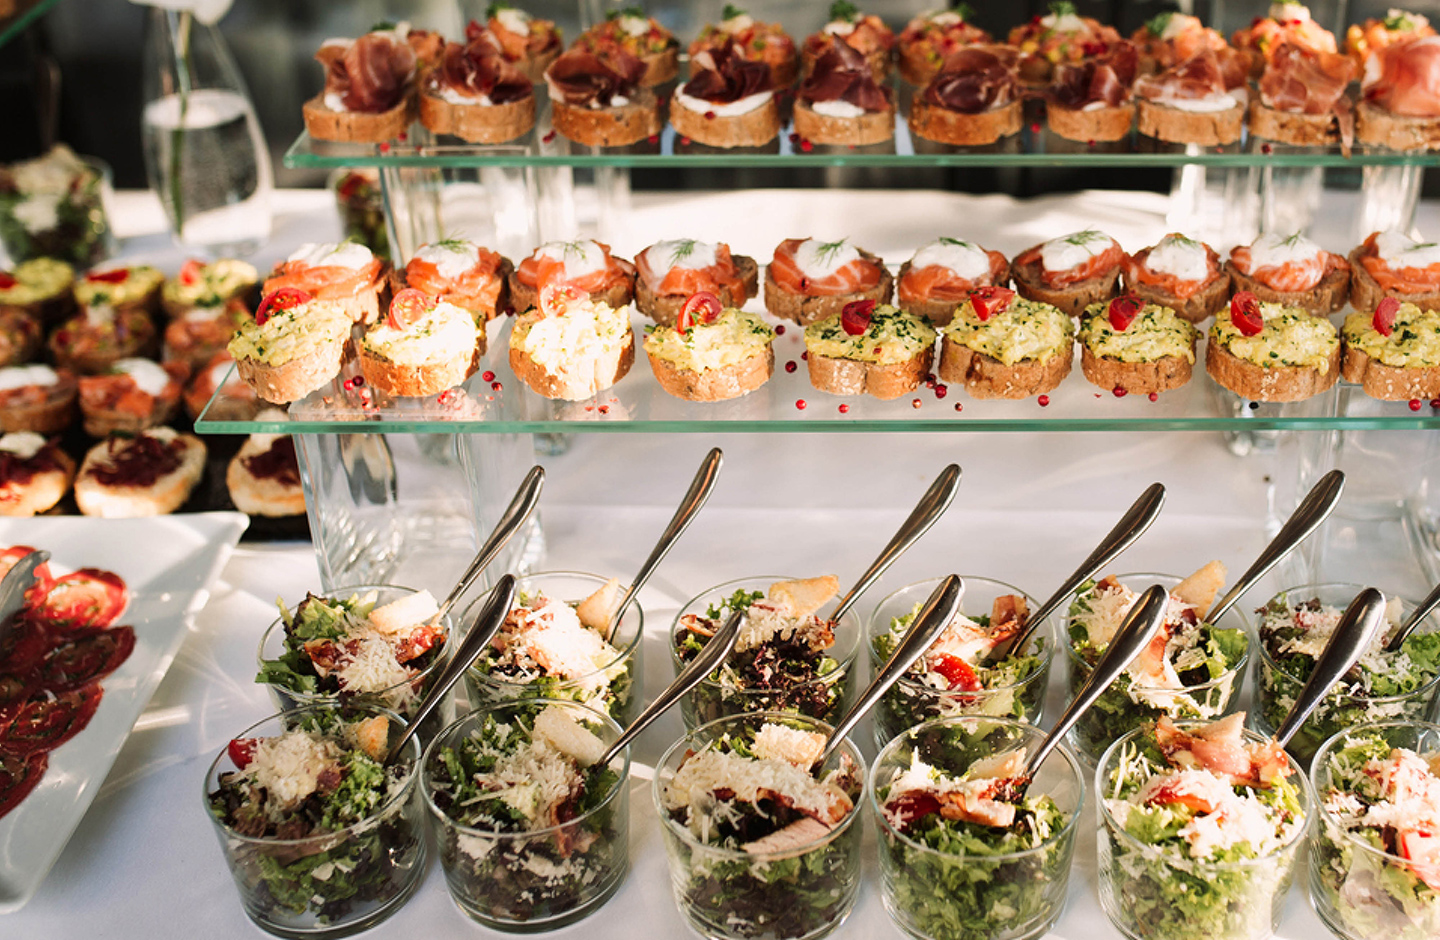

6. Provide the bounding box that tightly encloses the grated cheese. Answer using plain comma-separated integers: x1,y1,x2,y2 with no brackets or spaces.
245,730,343,809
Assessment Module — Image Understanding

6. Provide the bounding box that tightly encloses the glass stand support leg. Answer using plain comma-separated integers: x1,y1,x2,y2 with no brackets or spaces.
1356,164,1424,241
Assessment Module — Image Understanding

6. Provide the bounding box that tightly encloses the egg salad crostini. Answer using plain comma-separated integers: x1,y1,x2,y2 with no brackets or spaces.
359,289,482,398
643,291,774,402
0,257,75,325
803,300,935,400
74,264,164,316
1206,291,1340,402
227,289,353,405
1077,295,1199,395
161,258,260,317
1341,298,1440,400
508,283,635,400
938,287,1075,399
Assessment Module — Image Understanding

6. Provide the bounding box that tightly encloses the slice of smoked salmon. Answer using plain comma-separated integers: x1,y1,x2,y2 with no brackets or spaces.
898,250,1007,303
1015,241,1123,288
516,243,629,293
1359,234,1440,292
769,238,883,296
636,243,746,298
1230,245,1346,292
265,259,385,298
1123,245,1219,300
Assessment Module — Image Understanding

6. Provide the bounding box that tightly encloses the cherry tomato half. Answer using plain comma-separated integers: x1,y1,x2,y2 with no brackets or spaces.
255,287,314,325
387,288,432,330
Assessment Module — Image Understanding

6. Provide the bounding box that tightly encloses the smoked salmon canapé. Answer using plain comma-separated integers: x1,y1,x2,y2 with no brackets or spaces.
1130,12,1228,76
1251,42,1357,151
510,239,636,314
398,239,513,322
896,238,1010,326
800,2,895,83
1231,1,1338,76
763,237,892,325
77,358,187,437
263,242,389,324
1122,233,1230,322
897,8,991,86
303,25,422,143
1350,229,1440,312
1226,231,1351,315
573,8,679,87
1357,34,1440,150
1007,1,1124,86
689,7,798,89
485,2,563,83
908,45,1023,147
1011,229,1124,317
633,239,759,325
1346,8,1434,70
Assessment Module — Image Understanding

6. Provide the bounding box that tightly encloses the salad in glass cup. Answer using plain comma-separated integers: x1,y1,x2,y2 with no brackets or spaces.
422,699,629,930
671,575,860,730
1066,564,1249,764
1254,583,1440,764
654,712,865,940
204,703,426,938
870,716,1083,940
869,576,1053,750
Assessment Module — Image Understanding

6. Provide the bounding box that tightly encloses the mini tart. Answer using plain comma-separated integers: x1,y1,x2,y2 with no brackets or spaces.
689,13,798,88
510,240,636,314
1348,231,1440,313
264,242,388,324
161,259,259,317
74,427,206,518
0,308,40,368
803,304,936,400
1012,230,1125,317
0,258,76,325
78,358,187,437
634,239,759,325
359,300,482,398
419,33,536,143
227,298,353,405
0,432,75,517
800,10,895,83
398,241,513,321
1077,301,1199,395
0,365,77,434
74,265,164,315
1122,235,1230,323
1226,236,1351,316
896,238,1010,326
938,296,1075,399
1341,303,1440,400
162,300,252,374
184,352,261,422
228,427,306,517
670,44,780,148
643,307,775,402
48,306,158,374
1206,300,1341,402
573,11,680,87
764,237,893,326
507,299,635,401
486,7,563,84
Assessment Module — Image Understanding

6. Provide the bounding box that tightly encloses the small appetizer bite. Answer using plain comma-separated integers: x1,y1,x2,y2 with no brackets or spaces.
1226,231,1351,314
0,144,109,267
1342,298,1440,400
643,291,774,402
573,6,679,87
634,238,758,324
227,415,305,518
419,25,535,143
508,285,635,401
764,236,891,325
74,264,163,316
160,258,259,318
1357,35,1440,150
0,364,77,434
228,290,353,405
1251,42,1356,149
184,351,261,422
1047,39,1139,142
74,427,206,517
670,40,780,148
1134,48,1249,145
359,288,482,398
264,241,388,324
0,258,75,326
1077,295,1199,395
163,298,251,373
77,357,187,437
544,47,661,147
511,239,635,313
1122,233,1230,322
897,7,991,85
1012,229,1124,316
1007,0,1123,86
690,5,798,88
801,2,894,82
0,308,40,368
1232,1,1339,76
304,25,417,143
1346,9,1434,69
486,1,563,83
1350,229,1440,312
938,288,1074,399
804,300,935,400
1130,12,1227,75
896,237,1009,326
909,45,1023,146
398,239,512,321
0,432,74,517
794,37,895,146
1207,291,1340,402
48,305,158,374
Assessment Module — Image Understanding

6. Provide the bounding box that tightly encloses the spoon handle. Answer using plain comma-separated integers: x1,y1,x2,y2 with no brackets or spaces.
990,483,1165,663
817,574,964,766
1025,584,1169,778
830,464,961,624
594,607,745,769
434,466,544,625
1274,587,1390,749
1207,469,1345,625
1384,578,1440,653
607,448,723,639
387,574,517,764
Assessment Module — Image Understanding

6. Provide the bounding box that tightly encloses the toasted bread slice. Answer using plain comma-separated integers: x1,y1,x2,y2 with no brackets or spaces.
507,310,635,401
1047,102,1135,142
938,336,1072,399
1137,97,1244,145
1341,344,1440,400
1080,346,1193,395
550,92,661,147
1175,560,1227,618
0,441,73,517
793,98,895,145
1249,100,1346,147
226,434,307,517
769,575,840,617
0,372,77,435
806,346,932,400
509,268,635,317
74,430,206,517
670,96,781,147
764,252,893,326
234,340,347,405
358,343,480,398
638,47,680,87
909,99,1021,146
1205,339,1340,402
1348,244,1440,314
896,258,1013,327
1356,99,1440,151
303,94,412,143
1225,261,1350,316
636,255,760,325
1012,257,1121,318
648,345,773,402
418,92,535,143
1124,271,1232,324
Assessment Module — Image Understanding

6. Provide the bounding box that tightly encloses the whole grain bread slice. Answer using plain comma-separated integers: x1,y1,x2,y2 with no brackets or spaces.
1224,261,1350,316
938,336,1072,399
647,345,773,401
806,346,932,400
908,99,1021,146
1340,344,1440,400
418,92,536,143
550,93,661,147
508,311,635,400
1356,100,1440,151
303,94,413,143
1137,98,1244,145
636,255,760,325
1205,339,1340,402
1347,244,1440,313
1047,102,1135,142
793,99,895,145
764,252,893,325
1080,346,1194,395
1123,267,1231,323
234,339,347,405
1248,100,1346,147
1012,256,1122,317
358,341,481,398
670,97,780,147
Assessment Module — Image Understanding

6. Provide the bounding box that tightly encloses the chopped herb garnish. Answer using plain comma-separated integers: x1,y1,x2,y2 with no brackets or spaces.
1064,229,1108,246
1145,12,1174,37
938,236,974,247
829,1,859,23
485,1,514,16
1049,1,1078,17
1384,11,1420,31
816,239,849,263
722,4,747,20
954,3,975,21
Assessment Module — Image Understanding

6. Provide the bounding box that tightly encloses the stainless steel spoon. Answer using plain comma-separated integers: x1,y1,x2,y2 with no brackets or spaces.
830,463,961,625
1383,579,1440,653
386,574,516,764
432,466,544,629
986,483,1165,664
0,550,49,650
1274,586,1390,749
815,574,965,767
1205,469,1346,625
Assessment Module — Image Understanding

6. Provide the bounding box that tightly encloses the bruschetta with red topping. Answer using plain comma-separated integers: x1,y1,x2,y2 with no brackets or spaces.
795,36,894,145
486,2,563,83
1012,230,1124,316
690,6,798,88
511,240,636,314
359,288,482,398
574,7,679,87
263,242,388,324
1357,35,1440,150
1226,232,1350,315
1350,229,1440,312
0,365,76,434
1134,47,1249,145
74,427,206,518
49,305,158,375
634,239,758,325
163,298,250,374
1122,234,1230,322
1008,1,1123,86
897,238,1009,326
1252,42,1355,150
160,258,258,318
670,40,779,148
909,45,1022,146
1047,39,1138,142
304,26,418,143
1131,12,1228,76
78,358,187,437
1232,2,1339,77
398,239,512,322
420,24,536,143
801,2,894,83
897,8,990,86
74,264,164,316
0,432,74,517
227,414,306,517
764,237,892,325
544,47,661,147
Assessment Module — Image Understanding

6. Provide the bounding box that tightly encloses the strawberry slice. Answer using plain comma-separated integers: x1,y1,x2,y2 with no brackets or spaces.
678,291,723,334
1229,291,1265,337
84,268,130,284
255,287,313,325
930,652,982,691
539,282,583,318
1374,296,1400,337
1108,294,1143,331
387,288,432,329
178,258,204,286
0,272,15,289
227,737,259,770
841,299,876,336
969,286,1015,322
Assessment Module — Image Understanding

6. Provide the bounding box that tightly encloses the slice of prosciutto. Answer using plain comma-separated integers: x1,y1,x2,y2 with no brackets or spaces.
316,33,416,113
1261,42,1356,113
546,48,646,107
924,45,1020,114
434,30,532,104
1050,39,1138,109
799,36,891,111
1136,47,1246,104
683,41,773,103
1364,35,1440,117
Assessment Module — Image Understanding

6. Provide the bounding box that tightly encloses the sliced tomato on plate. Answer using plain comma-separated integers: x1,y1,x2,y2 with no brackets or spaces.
0,751,48,820
33,626,135,694
0,685,104,757
30,569,128,632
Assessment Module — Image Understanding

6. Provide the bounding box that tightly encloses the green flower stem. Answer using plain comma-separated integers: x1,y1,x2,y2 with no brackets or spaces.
168,9,192,235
